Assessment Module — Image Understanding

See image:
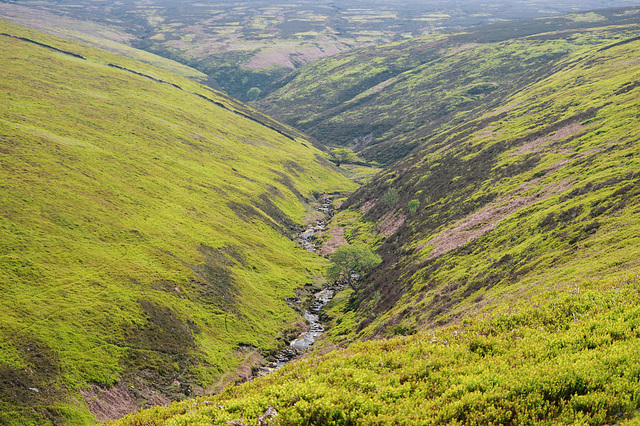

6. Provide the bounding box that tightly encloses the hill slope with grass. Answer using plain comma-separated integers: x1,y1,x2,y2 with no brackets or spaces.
327,29,640,341
112,276,640,425
255,7,640,165
111,19,640,426
4,1,637,104
0,19,355,425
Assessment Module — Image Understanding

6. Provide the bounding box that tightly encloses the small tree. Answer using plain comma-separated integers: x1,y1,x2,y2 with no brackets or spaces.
408,199,420,215
382,187,399,206
328,245,382,282
246,87,261,100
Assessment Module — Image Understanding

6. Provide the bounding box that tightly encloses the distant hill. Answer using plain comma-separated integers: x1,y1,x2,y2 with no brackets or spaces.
255,7,640,164
110,13,640,426
2,1,639,102
0,19,354,424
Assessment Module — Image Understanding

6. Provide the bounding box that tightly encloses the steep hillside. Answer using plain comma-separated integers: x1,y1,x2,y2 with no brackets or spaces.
112,276,640,424
110,24,640,426
0,19,355,425
255,7,640,164
328,32,640,341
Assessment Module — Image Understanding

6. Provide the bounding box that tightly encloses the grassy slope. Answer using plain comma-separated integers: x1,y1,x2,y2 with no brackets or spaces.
330,33,640,341
108,20,640,426
0,3,209,82
255,7,640,164
9,0,628,104
0,19,355,425
110,275,640,425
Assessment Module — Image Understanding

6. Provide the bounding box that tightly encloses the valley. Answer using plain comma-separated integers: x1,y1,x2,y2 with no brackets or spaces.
256,7,640,164
1,0,639,101
1,1,640,425
0,18,354,424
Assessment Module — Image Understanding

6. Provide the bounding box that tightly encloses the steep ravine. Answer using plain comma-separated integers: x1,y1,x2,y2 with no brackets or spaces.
256,197,344,375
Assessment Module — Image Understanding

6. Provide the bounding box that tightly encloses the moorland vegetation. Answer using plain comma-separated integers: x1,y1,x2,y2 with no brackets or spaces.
0,0,637,101
2,3,640,426
330,27,640,342
0,19,354,424
256,7,640,164
111,8,640,425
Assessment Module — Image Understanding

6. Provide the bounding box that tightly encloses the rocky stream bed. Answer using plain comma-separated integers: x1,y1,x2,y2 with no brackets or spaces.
257,196,342,375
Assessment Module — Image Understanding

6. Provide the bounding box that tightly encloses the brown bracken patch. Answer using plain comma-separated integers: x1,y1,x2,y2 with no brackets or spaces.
511,122,588,157
378,212,406,237
318,227,348,256
243,43,346,70
361,200,375,213
82,379,170,423
422,179,574,259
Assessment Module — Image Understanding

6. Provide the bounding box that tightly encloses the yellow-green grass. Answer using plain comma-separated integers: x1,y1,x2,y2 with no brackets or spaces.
335,164,382,185
0,4,208,81
326,36,640,343
256,13,640,165
97,15,640,426
0,19,355,424
109,274,640,425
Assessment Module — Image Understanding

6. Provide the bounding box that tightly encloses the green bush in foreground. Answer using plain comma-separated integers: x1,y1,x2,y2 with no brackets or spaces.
111,274,640,425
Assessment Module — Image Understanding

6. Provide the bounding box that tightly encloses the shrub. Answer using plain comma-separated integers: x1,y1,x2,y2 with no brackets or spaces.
408,199,420,215
246,87,261,100
382,187,400,205
327,245,382,282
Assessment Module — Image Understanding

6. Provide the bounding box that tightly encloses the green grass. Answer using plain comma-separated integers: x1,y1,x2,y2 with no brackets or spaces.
0,4,209,82
109,274,640,425
100,14,640,426
335,164,382,185
6,0,636,104
328,35,640,343
4,7,640,425
0,19,355,424
256,11,640,164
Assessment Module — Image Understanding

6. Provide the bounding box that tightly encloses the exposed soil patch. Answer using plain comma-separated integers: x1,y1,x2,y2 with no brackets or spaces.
230,347,268,384
491,100,524,116
361,200,375,214
477,127,496,138
243,42,346,70
422,179,574,259
377,211,406,237
511,122,589,157
82,380,155,423
318,226,348,256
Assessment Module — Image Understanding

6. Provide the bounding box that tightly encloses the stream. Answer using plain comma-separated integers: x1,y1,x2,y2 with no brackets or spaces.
264,285,342,372
294,196,332,253
258,197,340,374
290,288,333,351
